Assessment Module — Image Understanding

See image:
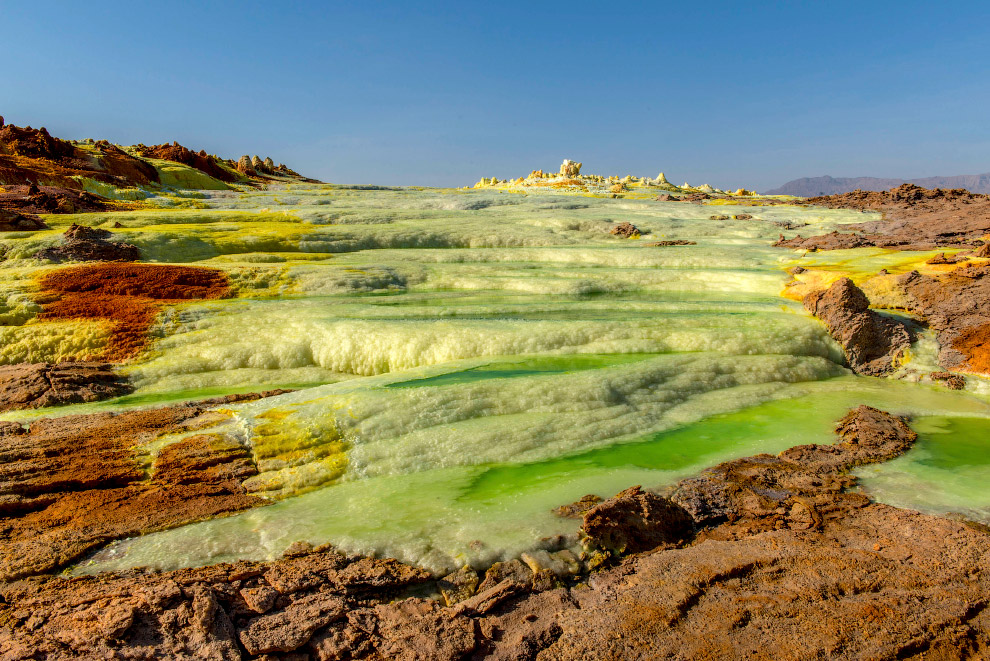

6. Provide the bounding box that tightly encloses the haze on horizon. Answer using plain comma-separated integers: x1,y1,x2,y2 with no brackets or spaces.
2,0,989,191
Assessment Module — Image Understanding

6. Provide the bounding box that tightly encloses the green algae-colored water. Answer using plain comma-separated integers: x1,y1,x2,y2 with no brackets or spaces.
2,185,988,574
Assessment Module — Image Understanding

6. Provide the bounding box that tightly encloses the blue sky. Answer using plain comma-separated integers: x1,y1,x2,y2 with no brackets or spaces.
2,1,988,189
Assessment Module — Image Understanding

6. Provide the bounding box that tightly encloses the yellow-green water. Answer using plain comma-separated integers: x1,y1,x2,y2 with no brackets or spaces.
1,184,987,574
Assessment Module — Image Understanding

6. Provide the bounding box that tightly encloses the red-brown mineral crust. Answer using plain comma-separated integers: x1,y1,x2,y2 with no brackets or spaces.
36,263,231,361
2,406,987,659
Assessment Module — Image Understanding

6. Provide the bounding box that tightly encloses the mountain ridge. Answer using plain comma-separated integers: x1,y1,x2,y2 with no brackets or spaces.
767,173,990,196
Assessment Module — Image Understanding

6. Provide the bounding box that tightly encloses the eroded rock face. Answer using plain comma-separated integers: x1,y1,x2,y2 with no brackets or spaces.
137,142,238,183
803,277,915,375
0,362,132,413
581,486,694,554
899,264,990,374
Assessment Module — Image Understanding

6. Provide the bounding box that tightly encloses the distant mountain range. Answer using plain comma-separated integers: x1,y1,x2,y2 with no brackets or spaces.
766,173,990,197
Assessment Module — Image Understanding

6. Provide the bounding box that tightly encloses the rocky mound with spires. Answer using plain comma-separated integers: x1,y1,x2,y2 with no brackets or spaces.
0,116,320,229
473,158,761,199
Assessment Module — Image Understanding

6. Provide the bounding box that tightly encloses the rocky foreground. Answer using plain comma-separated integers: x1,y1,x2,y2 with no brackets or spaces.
1,405,987,659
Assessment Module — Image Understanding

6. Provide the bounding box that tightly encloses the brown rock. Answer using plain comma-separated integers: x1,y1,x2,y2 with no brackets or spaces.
930,371,966,389
610,222,642,238
552,494,603,519
0,362,132,413
581,486,695,554
238,592,346,654
36,224,140,263
777,184,990,251
803,277,915,375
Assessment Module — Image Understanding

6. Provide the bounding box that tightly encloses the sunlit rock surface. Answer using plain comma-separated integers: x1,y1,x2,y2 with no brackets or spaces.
1,182,989,577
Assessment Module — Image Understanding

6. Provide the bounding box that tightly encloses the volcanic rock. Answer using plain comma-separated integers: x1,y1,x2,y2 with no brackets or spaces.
581,486,695,555
0,362,132,413
610,222,642,238
0,391,288,579
777,184,990,251
0,208,47,231
645,239,696,246
35,224,140,263
803,277,915,375
4,406,987,659
137,143,238,183
899,264,990,373
930,371,966,389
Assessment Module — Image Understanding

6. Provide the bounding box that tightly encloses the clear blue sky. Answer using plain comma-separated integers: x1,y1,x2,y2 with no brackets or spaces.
2,1,988,189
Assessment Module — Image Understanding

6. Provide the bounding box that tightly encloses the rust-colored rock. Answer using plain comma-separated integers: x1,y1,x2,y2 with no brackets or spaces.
803,277,915,375
3,406,987,659
899,264,990,374
581,486,694,555
777,184,990,251
552,493,603,519
36,263,231,361
0,362,131,413
137,142,238,183
0,392,287,580
610,222,642,238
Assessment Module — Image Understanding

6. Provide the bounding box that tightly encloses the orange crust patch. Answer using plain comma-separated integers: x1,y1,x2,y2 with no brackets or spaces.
37,263,231,361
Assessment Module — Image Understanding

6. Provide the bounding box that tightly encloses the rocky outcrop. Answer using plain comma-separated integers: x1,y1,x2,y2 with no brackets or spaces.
775,184,990,251
0,208,47,231
900,264,990,373
0,392,288,579
35,224,140,263
36,263,231,361
610,222,642,238
0,362,132,413
4,406,988,659
136,142,238,183
803,277,915,375
581,486,694,554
